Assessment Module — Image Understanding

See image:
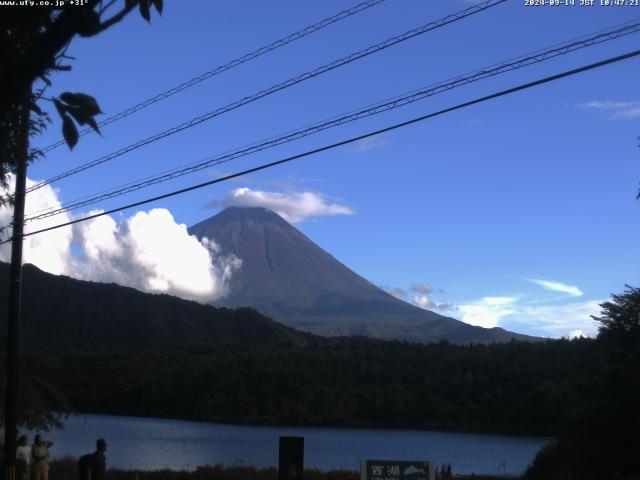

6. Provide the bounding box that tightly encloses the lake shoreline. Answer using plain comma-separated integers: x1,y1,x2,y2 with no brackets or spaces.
48,458,524,480
70,409,553,439
42,413,547,475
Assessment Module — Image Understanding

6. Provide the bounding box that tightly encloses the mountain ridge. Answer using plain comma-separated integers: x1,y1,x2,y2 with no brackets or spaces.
189,207,537,343
0,262,315,353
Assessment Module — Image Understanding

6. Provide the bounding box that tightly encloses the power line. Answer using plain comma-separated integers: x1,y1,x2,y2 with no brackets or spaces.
23,0,506,196
21,19,640,223
36,0,388,155
5,47,639,245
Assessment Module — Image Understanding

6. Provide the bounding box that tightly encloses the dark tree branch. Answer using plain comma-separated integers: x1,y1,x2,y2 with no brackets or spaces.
94,1,139,34
100,0,120,17
0,1,141,114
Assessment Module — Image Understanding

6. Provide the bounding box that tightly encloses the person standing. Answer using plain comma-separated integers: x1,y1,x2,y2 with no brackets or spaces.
78,439,108,480
31,435,53,480
16,434,31,480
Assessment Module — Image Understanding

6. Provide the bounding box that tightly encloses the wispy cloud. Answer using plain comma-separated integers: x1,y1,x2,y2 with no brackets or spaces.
456,294,602,338
410,283,433,294
352,134,389,153
577,100,640,119
526,278,583,297
214,187,354,223
507,300,602,338
483,296,517,306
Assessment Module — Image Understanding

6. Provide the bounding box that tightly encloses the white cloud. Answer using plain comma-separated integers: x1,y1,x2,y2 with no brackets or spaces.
70,209,241,301
220,187,354,223
483,296,516,306
0,176,74,276
411,294,457,313
412,295,436,310
512,299,602,338
458,297,516,329
527,278,583,297
568,329,588,339
577,100,640,119
387,288,407,299
410,283,433,294
455,293,602,338
352,135,389,153
0,176,239,302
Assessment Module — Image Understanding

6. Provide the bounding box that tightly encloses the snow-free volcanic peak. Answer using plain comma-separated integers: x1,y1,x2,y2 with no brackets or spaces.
189,207,534,343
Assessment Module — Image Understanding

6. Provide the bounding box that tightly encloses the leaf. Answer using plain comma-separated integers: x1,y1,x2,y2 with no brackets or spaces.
66,106,89,126
87,117,102,135
59,92,102,116
67,106,101,135
62,115,79,150
29,101,43,116
139,0,151,22
152,0,163,14
85,117,101,135
52,98,66,118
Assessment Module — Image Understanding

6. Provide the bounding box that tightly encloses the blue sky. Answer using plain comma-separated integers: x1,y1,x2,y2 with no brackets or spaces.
3,0,639,338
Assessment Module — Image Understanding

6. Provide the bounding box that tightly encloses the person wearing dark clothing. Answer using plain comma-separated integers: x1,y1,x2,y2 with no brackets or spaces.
78,439,108,480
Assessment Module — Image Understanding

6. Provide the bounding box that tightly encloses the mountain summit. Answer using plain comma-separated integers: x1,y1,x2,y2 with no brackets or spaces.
189,207,533,343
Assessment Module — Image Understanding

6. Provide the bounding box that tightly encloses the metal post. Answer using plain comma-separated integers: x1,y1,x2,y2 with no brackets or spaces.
3,90,30,480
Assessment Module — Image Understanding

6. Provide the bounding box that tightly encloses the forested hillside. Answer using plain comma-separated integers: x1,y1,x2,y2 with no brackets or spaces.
20,338,595,436
0,263,314,351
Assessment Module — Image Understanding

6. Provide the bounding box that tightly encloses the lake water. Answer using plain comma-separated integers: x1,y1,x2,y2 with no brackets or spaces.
41,414,550,476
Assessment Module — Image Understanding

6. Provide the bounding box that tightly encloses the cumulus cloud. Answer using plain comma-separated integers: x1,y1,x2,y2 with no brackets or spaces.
0,176,239,302
0,176,74,276
219,187,354,223
70,209,241,301
387,288,407,299
577,100,640,119
527,278,583,297
458,297,517,329
410,283,433,294
412,295,436,310
568,329,588,339
411,294,457,313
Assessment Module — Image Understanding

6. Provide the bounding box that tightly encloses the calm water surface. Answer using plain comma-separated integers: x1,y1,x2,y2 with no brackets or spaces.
43,414,550,475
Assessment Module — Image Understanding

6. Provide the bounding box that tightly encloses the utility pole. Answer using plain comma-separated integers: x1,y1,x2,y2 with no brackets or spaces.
3,87,31,480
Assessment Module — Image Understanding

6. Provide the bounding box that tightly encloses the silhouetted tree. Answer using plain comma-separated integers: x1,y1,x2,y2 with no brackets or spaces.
0,0,163,185
0,0,162,435
527,286,640,479
593,284,640,344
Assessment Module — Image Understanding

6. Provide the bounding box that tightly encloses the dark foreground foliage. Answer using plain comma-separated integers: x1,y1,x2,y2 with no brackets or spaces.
526,286,640,479
48,457,513,480
49,458,360,480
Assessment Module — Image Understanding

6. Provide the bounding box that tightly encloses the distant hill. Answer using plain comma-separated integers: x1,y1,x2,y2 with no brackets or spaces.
0,262,314,353
189,207,536,343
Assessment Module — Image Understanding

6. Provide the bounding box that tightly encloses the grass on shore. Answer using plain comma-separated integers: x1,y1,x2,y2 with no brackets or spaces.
48,457,520,480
